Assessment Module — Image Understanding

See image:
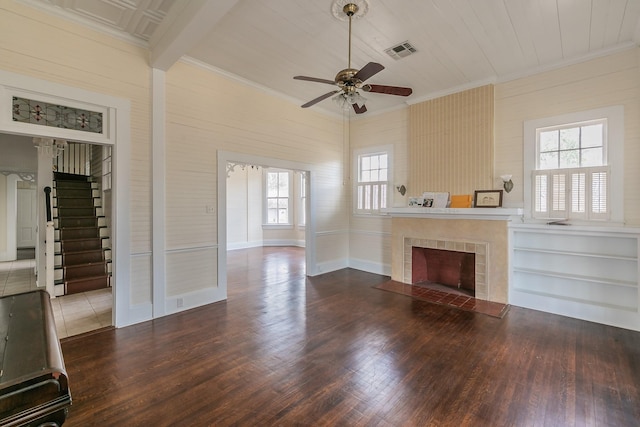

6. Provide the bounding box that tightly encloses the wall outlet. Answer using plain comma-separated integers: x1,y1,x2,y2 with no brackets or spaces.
177,298,184,308
205,205,215,214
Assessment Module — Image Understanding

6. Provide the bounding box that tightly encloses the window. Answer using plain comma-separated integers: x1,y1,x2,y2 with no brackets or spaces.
299,172,306,226
265,170,291,225
533,120,609,220
524,106,623,223
354,146,392,214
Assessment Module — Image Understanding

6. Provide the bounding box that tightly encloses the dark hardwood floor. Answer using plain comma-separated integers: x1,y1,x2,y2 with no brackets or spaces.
60,247,640,426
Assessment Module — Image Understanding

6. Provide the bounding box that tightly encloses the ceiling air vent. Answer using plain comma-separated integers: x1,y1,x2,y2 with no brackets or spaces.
385,41,417,60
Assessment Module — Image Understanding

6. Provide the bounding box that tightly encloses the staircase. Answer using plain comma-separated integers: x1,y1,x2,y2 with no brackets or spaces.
53,172,111,296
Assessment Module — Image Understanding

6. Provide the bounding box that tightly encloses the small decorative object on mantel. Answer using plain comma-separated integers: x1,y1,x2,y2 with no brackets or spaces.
450,195,473,208
474,190,503,208
422,192,449,208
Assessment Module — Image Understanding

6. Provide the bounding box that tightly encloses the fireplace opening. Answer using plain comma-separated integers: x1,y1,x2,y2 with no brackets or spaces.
411,247,475,297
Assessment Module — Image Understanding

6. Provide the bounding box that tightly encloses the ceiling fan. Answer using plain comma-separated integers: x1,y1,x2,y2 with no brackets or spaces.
294,2,412,114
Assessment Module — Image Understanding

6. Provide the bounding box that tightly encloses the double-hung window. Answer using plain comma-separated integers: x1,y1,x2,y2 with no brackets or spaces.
524,106,623,223
354,146,392,215
265,169,291,226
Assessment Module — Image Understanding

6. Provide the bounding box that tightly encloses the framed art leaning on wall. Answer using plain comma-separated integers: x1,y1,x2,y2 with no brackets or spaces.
474,190,503,208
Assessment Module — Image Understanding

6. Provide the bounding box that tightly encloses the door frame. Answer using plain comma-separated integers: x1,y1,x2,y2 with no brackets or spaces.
0,69,133,327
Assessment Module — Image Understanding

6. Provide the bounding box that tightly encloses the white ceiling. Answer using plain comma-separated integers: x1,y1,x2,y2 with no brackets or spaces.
23,0,640,116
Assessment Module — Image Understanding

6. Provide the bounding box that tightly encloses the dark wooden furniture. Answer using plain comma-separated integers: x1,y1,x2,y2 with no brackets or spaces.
0,290,71,426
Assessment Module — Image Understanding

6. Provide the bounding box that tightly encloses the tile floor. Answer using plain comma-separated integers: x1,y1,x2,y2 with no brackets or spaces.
0,258,112,338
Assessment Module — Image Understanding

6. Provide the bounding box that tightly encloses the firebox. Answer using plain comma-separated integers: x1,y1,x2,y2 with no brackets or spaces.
403,237,489,300
411,247,476,296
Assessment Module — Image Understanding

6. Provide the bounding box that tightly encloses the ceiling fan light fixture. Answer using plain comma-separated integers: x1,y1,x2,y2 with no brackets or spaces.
332,93,351,111
332,91,366,110
349,91,366,105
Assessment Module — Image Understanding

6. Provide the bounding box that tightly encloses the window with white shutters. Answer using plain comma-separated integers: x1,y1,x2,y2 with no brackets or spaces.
354,146,393,215
532,120,610,221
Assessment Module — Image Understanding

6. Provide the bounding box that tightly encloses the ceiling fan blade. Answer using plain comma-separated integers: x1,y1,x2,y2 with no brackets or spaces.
354,62,384,82
363,84,413,96
294,76,337,85
352,103,367,114
301,90,340,108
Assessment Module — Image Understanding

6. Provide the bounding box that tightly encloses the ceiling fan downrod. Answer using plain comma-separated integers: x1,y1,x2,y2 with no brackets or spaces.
344,3,358,70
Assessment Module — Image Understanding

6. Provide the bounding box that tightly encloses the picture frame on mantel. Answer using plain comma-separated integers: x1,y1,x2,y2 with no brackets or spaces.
474,190,503,208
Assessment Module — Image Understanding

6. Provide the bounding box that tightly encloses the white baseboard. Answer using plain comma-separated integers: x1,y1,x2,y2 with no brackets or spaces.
349,258,391,276
310,258,349,276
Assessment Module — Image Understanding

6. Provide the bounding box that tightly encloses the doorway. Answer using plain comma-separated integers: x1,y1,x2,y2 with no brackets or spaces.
0,135,113,337
226,164,307,282
217,151,317,295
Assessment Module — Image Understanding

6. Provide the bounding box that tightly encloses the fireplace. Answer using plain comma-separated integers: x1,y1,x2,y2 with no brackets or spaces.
404,237,489,300
411,247,476,296
387,212,520,304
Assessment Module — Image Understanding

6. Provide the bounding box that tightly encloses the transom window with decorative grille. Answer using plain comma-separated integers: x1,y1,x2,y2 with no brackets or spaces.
354,146,392,215
525,106,624,224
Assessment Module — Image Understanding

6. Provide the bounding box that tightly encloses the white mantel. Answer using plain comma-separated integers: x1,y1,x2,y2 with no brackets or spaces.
382,207,523,221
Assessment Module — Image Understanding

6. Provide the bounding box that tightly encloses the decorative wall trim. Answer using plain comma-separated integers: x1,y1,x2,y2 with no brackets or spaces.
0,171,35,182
349,229,391,237
166,244,219,254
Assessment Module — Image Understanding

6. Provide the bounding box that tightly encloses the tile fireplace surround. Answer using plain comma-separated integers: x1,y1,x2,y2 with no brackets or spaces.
384,208,523,304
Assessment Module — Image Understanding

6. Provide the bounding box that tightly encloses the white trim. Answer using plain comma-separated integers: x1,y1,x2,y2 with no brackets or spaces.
1,82,115,146
523,105,624,224
262,239,305,248
0,69,132,328
0,175,19,262
382,207,523,221
349,229,391,238
152,69,166,318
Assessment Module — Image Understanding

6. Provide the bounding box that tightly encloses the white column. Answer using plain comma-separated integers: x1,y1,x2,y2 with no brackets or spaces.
34,138,55,289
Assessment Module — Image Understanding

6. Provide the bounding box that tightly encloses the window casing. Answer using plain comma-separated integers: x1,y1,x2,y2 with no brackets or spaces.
354,146,392,215
299,172,306,227
264,170,292,226
524,106,623,223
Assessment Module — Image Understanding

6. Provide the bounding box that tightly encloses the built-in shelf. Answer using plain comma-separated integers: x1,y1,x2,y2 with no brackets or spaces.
381,207,523,221
512,247,638,261
513,267,637,289
509,224,640,331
